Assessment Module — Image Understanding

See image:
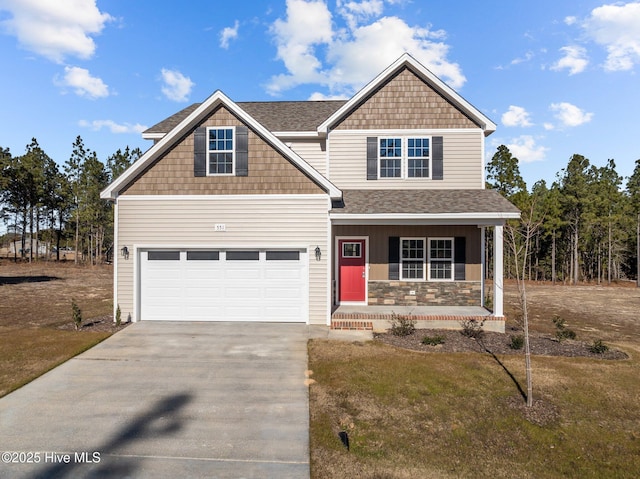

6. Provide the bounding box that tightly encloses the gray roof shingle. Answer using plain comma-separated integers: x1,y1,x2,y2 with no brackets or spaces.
331,189,520,215
144,100,348,135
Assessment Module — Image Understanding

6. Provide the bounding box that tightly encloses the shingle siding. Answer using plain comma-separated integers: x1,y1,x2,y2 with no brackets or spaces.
122,106,325,196
331,68,479,131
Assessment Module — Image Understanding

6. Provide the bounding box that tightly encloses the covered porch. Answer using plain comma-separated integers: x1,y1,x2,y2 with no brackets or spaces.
329,190,520,333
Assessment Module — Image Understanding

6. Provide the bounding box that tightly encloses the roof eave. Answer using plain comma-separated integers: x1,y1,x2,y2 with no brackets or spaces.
141,132,165,140
330,211,521,226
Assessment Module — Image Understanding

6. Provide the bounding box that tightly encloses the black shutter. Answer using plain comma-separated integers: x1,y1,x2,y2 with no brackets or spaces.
432,136,443,180
366,137,378,180
389,236,400,280
454,236,466,280
194,127,206,177
235,125,248,177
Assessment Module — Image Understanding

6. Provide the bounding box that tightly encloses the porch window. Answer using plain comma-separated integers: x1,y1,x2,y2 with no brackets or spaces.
428,238,453,280
401,238,425,280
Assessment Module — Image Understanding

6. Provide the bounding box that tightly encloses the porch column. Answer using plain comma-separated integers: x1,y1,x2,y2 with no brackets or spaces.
480,226,485,307
493,224,504,317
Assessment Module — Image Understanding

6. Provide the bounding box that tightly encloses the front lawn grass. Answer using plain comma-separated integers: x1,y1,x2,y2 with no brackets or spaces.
0,327,110,397
0,261,114,397
308,340,640,479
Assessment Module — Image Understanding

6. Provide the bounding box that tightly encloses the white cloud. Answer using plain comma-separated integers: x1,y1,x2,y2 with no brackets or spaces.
543,122,555,131
550,45,589,75
220,20,239,49
502,105,533,127
0,0,112,63
268,0,334,93
505,135,548,163
550,102,593,127
308,92,350,101
564,16,578,26
79,119,147,134
328,16,463,89
582,2,640,71
58,66,109,98
511,51,534,65
160,68,194,102
337,0,384,29
267,0,465,96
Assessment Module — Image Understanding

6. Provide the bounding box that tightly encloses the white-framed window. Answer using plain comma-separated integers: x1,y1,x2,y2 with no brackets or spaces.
400,237,425,280
379,138,402,178
428,238,454,281
207,127,234,175
379,137,430,179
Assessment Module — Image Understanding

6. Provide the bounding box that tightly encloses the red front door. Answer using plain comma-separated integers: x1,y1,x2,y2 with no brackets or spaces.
338,239,366,302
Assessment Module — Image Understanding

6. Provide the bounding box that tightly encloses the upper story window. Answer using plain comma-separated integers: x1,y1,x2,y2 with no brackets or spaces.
208,127,234,175
407,138,430,177
378,137,430,179
379,138,402,178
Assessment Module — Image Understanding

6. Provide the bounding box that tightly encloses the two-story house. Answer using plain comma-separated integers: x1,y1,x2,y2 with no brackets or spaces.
101,54,519,332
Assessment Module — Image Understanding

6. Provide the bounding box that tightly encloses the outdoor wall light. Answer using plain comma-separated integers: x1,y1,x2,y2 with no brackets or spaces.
120,246,129,260
315,246,321,261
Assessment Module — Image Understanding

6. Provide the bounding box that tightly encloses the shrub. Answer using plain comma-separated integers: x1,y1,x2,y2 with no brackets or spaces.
509,334,524,350
71,299,83,331
115,304,122,327
589,339,609,354
389,313,416,337
552,315,576,342
421,335,445,346
460,318,485,339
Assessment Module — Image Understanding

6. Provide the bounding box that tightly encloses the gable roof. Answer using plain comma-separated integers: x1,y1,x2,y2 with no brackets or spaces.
318,53,497,136
143,100,347,139
101,91,342,200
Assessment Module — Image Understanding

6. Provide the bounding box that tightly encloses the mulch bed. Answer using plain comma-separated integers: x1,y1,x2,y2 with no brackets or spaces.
376,329,629,360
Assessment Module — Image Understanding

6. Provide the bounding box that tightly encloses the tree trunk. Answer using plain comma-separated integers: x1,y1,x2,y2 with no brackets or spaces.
608,219,612,285
74,202,79,264
552,231,556,285
573,227,579,285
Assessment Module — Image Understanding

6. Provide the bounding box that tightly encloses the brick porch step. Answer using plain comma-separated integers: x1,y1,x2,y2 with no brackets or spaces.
330,320,374,331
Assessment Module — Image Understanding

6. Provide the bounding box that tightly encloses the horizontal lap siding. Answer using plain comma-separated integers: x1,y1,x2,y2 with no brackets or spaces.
287,139,327,176
334,225,481,281
116,196,330,324
328,130,483,189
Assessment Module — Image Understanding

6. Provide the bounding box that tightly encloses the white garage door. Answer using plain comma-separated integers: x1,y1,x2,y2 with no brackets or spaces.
140,249,308,322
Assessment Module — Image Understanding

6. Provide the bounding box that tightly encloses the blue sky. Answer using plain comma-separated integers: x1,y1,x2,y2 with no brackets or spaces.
1,0,639,189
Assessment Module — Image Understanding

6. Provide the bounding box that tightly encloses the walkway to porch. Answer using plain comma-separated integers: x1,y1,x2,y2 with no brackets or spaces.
331,305,505,333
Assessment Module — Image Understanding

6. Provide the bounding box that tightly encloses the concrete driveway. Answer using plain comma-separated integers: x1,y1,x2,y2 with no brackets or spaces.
0,322,311,479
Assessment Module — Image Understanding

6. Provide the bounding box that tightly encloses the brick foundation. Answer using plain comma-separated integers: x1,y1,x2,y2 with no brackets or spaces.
367,280,482,306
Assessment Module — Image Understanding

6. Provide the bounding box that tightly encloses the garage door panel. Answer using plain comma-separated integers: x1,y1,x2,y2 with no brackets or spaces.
140,249,307,322
265,269,303,280
225,268,261,280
